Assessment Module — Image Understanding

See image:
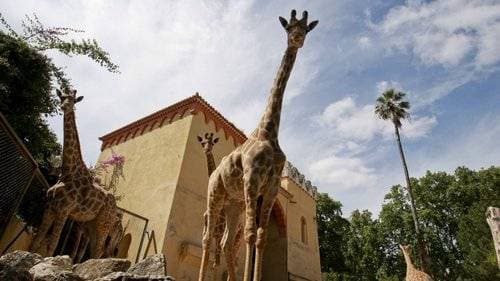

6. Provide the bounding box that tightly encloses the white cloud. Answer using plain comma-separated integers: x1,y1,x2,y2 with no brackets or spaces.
372,0,500,67
358,36,372,49
2,0,321,163
308,154,377,190
316,97,437,142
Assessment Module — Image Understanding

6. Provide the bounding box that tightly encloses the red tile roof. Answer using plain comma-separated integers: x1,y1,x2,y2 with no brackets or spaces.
99,93,247,150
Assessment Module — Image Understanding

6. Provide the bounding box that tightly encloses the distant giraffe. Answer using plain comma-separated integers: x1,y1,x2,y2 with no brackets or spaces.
199,10,318,281
198,133,244,280
486,207,500,269
400,245,433,281
30,88,118,258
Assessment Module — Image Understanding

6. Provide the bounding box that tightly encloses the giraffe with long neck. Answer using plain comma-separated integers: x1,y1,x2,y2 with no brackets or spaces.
400,245,433,281
198,10,318,281
30,88,118,258
198,133,244,280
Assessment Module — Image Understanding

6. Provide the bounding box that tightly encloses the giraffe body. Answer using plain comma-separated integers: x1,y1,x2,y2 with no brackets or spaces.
400,245,433,281
30,89,118,259
198,10,318,281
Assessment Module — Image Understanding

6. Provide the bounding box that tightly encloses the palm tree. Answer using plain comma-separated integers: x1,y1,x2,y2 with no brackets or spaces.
375,89,431,273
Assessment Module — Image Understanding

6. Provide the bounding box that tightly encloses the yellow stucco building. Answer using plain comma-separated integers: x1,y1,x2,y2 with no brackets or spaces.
97,94,322,281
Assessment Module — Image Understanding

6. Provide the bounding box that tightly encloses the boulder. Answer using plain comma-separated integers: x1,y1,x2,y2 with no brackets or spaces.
0,261,33,281
0,250,43,271
95,271,175,281
29,255,82,281
73,258,131,280
127,254,166,276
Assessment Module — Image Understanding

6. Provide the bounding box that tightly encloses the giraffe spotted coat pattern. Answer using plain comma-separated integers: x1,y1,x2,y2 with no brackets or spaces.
400,245,433,281
198,10,318,281
30,89,119,259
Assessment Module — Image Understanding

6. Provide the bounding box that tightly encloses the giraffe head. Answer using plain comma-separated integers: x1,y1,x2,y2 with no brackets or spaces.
56,88,84,113
399,244,412,256
197,133,219,154
279,10,318,49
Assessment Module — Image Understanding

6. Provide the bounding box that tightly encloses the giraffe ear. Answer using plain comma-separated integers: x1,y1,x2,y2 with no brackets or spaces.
213,137,219,144
75,96,84,103
307,20,319,32
197,136,203,142
279,17,288,29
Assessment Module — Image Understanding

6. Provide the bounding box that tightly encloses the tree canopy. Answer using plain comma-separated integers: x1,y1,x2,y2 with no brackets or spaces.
319,166,500,281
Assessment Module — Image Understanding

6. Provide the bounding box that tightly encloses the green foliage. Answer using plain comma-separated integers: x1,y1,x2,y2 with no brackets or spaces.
0,13,118,174
374,88,410,128
317,193,350,273
0,31,61,172
320,166,500,281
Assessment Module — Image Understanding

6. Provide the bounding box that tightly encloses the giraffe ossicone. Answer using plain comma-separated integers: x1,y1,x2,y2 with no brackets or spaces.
198,9,318,281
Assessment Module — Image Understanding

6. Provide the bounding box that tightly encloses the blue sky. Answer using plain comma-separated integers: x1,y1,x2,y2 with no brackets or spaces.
3,0,500,215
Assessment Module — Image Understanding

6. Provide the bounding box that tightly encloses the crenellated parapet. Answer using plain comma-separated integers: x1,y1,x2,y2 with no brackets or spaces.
282,161,318,200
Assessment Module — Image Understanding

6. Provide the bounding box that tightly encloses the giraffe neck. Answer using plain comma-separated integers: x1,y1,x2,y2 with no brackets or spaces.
403,251,416,273
254,46,298,141
61,110,89,179
205,151,216,176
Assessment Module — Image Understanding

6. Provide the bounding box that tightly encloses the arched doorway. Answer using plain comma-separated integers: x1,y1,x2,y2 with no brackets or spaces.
262,200,287,280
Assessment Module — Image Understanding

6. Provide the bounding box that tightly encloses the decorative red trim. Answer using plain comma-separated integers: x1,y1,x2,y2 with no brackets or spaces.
99,93,247,150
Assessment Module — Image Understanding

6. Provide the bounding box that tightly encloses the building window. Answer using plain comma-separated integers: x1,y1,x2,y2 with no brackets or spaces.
301,217,308,244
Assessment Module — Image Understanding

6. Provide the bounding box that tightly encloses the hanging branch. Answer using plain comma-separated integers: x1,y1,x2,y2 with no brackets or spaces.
0,12,119,90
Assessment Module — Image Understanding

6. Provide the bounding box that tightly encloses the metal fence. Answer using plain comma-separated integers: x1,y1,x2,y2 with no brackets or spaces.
0,113,49,239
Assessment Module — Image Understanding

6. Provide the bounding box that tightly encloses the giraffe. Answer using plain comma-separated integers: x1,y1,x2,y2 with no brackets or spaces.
486,207,500,268
30,88,118,258
198,133,244,280
198,10,318,281
400,245,433,281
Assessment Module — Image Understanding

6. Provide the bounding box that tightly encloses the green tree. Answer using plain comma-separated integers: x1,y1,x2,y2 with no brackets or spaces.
374,89,430,273
378,167,500,280
0,13,118,175
316,193,350,273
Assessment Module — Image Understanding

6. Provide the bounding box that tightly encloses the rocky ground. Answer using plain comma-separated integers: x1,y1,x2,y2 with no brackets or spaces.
0,251,175,281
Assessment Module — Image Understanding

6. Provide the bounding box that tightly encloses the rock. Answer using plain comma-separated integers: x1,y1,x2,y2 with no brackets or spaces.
93,272,133,281
0,250,43,271
73,258,131,280
95,271,175,281
29,255,82,281
127,254,166,276
0,261,33,281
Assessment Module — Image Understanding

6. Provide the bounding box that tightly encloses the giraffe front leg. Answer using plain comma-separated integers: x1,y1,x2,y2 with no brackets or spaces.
45,214,68,256
70,224,84,260
199,176,225,281
243,174,259,281
76,234,90,263
253,179,279,281
222,201,243,281
30,208,56,255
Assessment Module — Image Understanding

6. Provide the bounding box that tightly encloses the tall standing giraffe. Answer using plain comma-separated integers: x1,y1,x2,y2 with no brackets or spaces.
400,245,433,281
30,88,118,258
198,133,244,280
198,10,318,281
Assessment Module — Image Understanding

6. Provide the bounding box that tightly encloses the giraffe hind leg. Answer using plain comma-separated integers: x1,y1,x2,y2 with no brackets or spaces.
252,182,279,281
